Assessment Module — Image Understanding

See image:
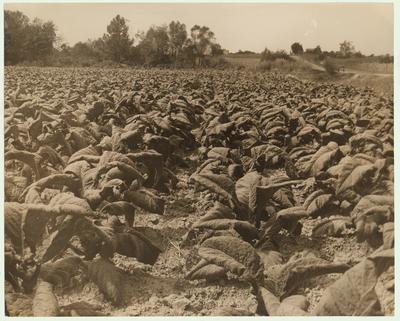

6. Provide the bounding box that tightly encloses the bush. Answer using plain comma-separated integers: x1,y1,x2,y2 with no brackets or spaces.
378,55,394,64
317,53,327,61
260,48,290,62
323,59,338,75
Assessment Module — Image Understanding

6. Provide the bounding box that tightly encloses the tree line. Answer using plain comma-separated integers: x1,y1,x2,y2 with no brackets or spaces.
4,10,57,64
5,10,224,67
258,41,393,65
289,41,393,63
5,10,393,68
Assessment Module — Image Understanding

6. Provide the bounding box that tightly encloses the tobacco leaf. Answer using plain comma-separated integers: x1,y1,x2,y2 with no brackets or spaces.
124,188,165,214
87,258,124,306
189,263,227,281
32,280,59,316
312,217,353,237
112,231,162,265
198,236,263,281
212,307,255,316
258,286,310,316
304,142,342,176
39,256,86,287
191,172,236,203
382,222,394,249
100,201,136,226
351,195,393,243
305,193,335,218
265,252,350,298
59,302,106,316
41,216,81,263
313,249,394,316
336,158,377,195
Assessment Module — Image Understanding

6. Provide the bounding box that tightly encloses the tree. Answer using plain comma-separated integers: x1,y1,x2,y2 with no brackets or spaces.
4,10,30,64
168,21,187,65
313,45,322,55
25,18,57,61
339,40,355,57
60,43,71,54
211,43,224,56
90,38,107,60
290,42,303,55
234,50,256,55
353,51,364,58
103,15,133,62
379,54,393,64
5,11,57,64
71,42,94,58
137,25,170,66
305,45,322,56
181,39,197,67
190,25,216,66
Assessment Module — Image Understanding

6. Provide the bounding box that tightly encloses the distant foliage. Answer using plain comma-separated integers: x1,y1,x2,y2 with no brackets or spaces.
188,25,221,67
339,40,355,58
5,9,393,68
260,48,291,62
301,42,393,63
168,21,188,66
378,54,394,64
291,42,304,55
103,15,133,63
4,10,224,67
137,25,171,66
232,50,257,55
305,45,322,55
5,10,57,65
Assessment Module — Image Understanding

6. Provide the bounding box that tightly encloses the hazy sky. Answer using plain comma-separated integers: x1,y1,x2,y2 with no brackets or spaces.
4,2,394,55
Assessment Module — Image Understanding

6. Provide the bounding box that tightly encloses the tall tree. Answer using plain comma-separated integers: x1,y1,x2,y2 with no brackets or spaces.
103,15,133,62
168,21,187,65
190,25,216,66
138,25,170,65
4,10,30,64
5,11,57,64
339,41,355,57
25,18,57,61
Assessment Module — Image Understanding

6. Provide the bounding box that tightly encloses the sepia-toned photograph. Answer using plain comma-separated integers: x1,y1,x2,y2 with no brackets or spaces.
3,0,395,317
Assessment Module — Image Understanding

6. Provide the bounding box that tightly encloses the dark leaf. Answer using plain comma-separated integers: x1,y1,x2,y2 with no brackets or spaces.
313,249,394,316
87,258,124,306
312,217,353,237
32,280,59,316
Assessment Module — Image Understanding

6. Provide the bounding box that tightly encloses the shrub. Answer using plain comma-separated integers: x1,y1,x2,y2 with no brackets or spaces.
317,53,327,61
378,55,394,64
260,48,290,62
291,42,304,55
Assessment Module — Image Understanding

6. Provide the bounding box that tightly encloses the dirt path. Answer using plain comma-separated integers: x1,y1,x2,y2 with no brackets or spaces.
291,55,393,78
290,55,325,72
344,69,393,78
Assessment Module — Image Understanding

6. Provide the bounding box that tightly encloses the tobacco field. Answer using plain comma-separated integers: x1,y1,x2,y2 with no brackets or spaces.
4,67,394,316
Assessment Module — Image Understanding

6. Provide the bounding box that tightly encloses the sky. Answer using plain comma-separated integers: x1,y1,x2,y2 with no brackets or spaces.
4,2,394,55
